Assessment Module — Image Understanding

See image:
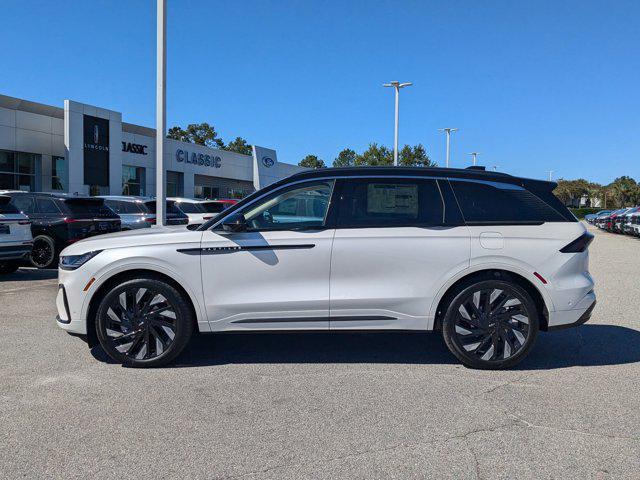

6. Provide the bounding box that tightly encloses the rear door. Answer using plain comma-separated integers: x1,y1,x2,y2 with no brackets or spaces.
329,177,470,330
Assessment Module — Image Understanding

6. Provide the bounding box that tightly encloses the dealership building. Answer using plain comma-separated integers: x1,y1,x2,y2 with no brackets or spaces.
0,93,304,199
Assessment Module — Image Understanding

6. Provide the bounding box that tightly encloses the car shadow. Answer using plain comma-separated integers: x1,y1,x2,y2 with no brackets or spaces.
0,267,57,282
88,324,640,370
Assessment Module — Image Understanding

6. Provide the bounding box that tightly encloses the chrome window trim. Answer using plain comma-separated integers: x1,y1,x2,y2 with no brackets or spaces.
208,174,497,231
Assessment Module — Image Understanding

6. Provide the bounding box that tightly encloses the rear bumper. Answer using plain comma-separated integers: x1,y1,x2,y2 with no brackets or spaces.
548,301,596,331
547,290,596,330
0,243,32,261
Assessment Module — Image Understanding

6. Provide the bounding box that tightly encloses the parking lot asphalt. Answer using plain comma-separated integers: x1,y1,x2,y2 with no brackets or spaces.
1,223,639,479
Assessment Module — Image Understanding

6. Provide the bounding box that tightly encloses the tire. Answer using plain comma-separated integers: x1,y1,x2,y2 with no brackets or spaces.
95,277,194,367
442,279,539,370
29,235,57,269
0,260,20,274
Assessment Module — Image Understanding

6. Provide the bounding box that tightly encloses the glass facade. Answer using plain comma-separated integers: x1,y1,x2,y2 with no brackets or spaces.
52,156,66,191
0,150,39,191
122,165,146,196
194,185,220,199
166,171,184,197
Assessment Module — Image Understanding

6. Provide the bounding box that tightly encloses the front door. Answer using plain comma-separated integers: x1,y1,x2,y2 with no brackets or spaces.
201,179,336,330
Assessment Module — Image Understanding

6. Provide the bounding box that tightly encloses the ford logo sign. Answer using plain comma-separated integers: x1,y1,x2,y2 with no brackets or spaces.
262,156,275,168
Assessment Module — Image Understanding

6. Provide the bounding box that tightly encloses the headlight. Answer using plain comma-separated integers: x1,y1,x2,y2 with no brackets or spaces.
59,250,103,271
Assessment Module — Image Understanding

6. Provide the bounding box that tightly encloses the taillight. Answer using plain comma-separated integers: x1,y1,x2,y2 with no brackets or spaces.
203,215,213,220
18,220,31,225
560,232,594,253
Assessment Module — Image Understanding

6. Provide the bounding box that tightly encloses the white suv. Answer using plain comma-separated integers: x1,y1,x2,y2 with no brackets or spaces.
56,167,596,369
0,194,33,274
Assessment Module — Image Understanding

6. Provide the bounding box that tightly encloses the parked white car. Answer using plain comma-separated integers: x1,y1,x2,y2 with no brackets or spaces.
56,167,596,369
0,195,33,274
168,197,237,226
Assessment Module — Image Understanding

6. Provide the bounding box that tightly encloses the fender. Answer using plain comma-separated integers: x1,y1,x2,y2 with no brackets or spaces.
426,260,555,330
79,257,210,333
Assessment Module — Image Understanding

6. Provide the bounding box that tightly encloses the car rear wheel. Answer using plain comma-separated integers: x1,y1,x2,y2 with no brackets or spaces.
442,279,539,370
95,277,194,367
0,260,19,274
29,235,57,269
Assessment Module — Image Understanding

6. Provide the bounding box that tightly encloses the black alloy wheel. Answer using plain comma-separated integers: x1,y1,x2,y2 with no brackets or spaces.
30,235,56,269
96,278,193,367
442,280,539,369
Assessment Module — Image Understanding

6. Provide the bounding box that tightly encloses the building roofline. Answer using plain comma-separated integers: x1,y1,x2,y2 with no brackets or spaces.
122,122,156,137
0,94,64,119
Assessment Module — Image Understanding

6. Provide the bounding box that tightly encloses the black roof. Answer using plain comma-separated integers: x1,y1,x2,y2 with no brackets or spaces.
285,166,556,190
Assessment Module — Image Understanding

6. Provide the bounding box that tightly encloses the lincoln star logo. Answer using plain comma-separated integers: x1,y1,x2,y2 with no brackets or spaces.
93,125,99,144
262,156,275,168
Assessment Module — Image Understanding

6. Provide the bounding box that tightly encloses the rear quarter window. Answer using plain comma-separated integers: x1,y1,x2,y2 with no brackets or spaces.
450,179,567,224
36,197,61,214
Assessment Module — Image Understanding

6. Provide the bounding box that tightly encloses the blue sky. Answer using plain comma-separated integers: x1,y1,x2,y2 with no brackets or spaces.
1,0,638,184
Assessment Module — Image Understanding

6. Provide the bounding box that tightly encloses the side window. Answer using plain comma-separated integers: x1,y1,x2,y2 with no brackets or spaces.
450,180,565,224
241,181,334,231
104,200,122,214
337,179,444,227
36,197,61,214
10,195,35,214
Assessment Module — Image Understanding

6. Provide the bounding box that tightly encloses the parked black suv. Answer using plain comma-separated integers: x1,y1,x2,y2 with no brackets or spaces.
4,192,121,268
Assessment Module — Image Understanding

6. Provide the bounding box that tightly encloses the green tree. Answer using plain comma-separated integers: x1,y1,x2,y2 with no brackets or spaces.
167,123,224,148
333,148,357,167
299,154,326,169
553,178,590,206
223,137,252,155
355,143,393,166
398,144,436,167
607,176,639,208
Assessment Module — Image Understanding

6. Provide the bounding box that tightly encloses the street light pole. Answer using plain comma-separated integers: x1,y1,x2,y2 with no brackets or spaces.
383,81,412,166
438,128,459,168
155,0,167,226
547,170,554,181
468,152,480,166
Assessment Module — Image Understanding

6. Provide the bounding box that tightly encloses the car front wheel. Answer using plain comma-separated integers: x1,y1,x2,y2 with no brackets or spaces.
442,279,539,369
95,277,194,367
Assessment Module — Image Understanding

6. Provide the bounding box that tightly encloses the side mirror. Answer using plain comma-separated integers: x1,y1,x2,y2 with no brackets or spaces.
222,214,247,233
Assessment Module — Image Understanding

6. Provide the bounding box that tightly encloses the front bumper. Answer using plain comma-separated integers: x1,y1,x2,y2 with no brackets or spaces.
55,267,93,335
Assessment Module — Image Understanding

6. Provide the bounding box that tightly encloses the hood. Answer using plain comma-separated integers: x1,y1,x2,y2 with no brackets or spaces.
60,226,203,256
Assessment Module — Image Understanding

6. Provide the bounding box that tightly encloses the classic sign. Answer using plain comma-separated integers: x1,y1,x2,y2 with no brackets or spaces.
122,142,148,155
176,149,222,168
